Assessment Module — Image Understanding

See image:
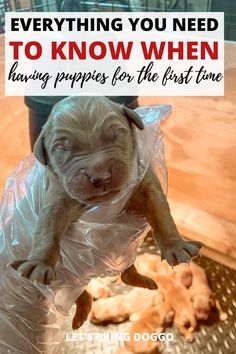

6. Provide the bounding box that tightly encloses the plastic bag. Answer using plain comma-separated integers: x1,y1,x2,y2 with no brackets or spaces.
0,105,171,354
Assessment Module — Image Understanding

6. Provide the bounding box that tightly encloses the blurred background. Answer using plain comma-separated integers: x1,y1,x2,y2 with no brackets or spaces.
0,0,236,40
0,1,235,353
0,0,235,268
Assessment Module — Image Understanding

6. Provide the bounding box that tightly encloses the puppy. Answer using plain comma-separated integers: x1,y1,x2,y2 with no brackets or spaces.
172,263,193,288
72,277,113,330
90,288,163,324
127,303,174,354
153,275,197,342
11,97,202,326
188,262,228,321
134,252,163,279
86,277,114,300
134,253,193,288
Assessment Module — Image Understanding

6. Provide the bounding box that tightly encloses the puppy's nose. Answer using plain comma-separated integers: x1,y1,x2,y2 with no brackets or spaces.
89,172,111,188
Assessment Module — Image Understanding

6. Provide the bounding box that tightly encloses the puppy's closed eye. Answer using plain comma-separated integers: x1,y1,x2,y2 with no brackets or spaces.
53,138,72,152
102,126,129,144
115,127,129,137
55,144,70,151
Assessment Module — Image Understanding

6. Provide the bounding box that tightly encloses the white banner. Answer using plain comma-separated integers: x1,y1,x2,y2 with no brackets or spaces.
5,12,224,96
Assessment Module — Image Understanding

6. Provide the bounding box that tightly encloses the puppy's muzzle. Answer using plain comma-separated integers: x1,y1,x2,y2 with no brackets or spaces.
72,170,112,189
89,172,111,188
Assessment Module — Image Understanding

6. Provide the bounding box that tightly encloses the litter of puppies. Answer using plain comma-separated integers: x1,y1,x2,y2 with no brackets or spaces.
87,254,228,353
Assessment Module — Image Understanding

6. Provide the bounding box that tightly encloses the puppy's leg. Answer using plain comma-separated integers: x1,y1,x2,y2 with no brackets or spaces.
128,168,203,266
72,290,93,330
214,297,228,321
121,264,157,290
11,178,83,284
174,319,194,343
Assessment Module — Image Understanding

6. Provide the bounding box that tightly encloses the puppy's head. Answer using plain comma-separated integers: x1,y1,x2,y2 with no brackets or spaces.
193,294,214,320
34,96,143,203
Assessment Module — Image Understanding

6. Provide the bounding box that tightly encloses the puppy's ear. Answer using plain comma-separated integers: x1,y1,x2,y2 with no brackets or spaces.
33,130,48,166
123,107,144,130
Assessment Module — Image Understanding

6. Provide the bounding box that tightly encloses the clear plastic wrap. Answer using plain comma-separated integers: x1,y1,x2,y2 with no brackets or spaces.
0,105,171,354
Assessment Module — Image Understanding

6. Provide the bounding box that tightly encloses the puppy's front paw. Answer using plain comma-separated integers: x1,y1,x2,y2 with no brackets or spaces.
10,259,56,284
159,239,203,267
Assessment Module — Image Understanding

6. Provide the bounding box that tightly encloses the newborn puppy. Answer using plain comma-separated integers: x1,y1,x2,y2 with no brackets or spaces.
86,278,114,300
134,253,193,288
90,288,162,324
127,303,174,354
11,96,202,285
134,252,163,279
153,274,197,342
188,262,228,321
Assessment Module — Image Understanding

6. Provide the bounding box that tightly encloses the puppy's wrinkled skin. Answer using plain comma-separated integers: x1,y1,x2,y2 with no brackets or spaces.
11,96,202,288
39,97,141,203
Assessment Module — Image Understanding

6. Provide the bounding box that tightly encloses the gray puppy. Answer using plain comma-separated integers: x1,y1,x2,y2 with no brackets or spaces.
11,96,202,287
